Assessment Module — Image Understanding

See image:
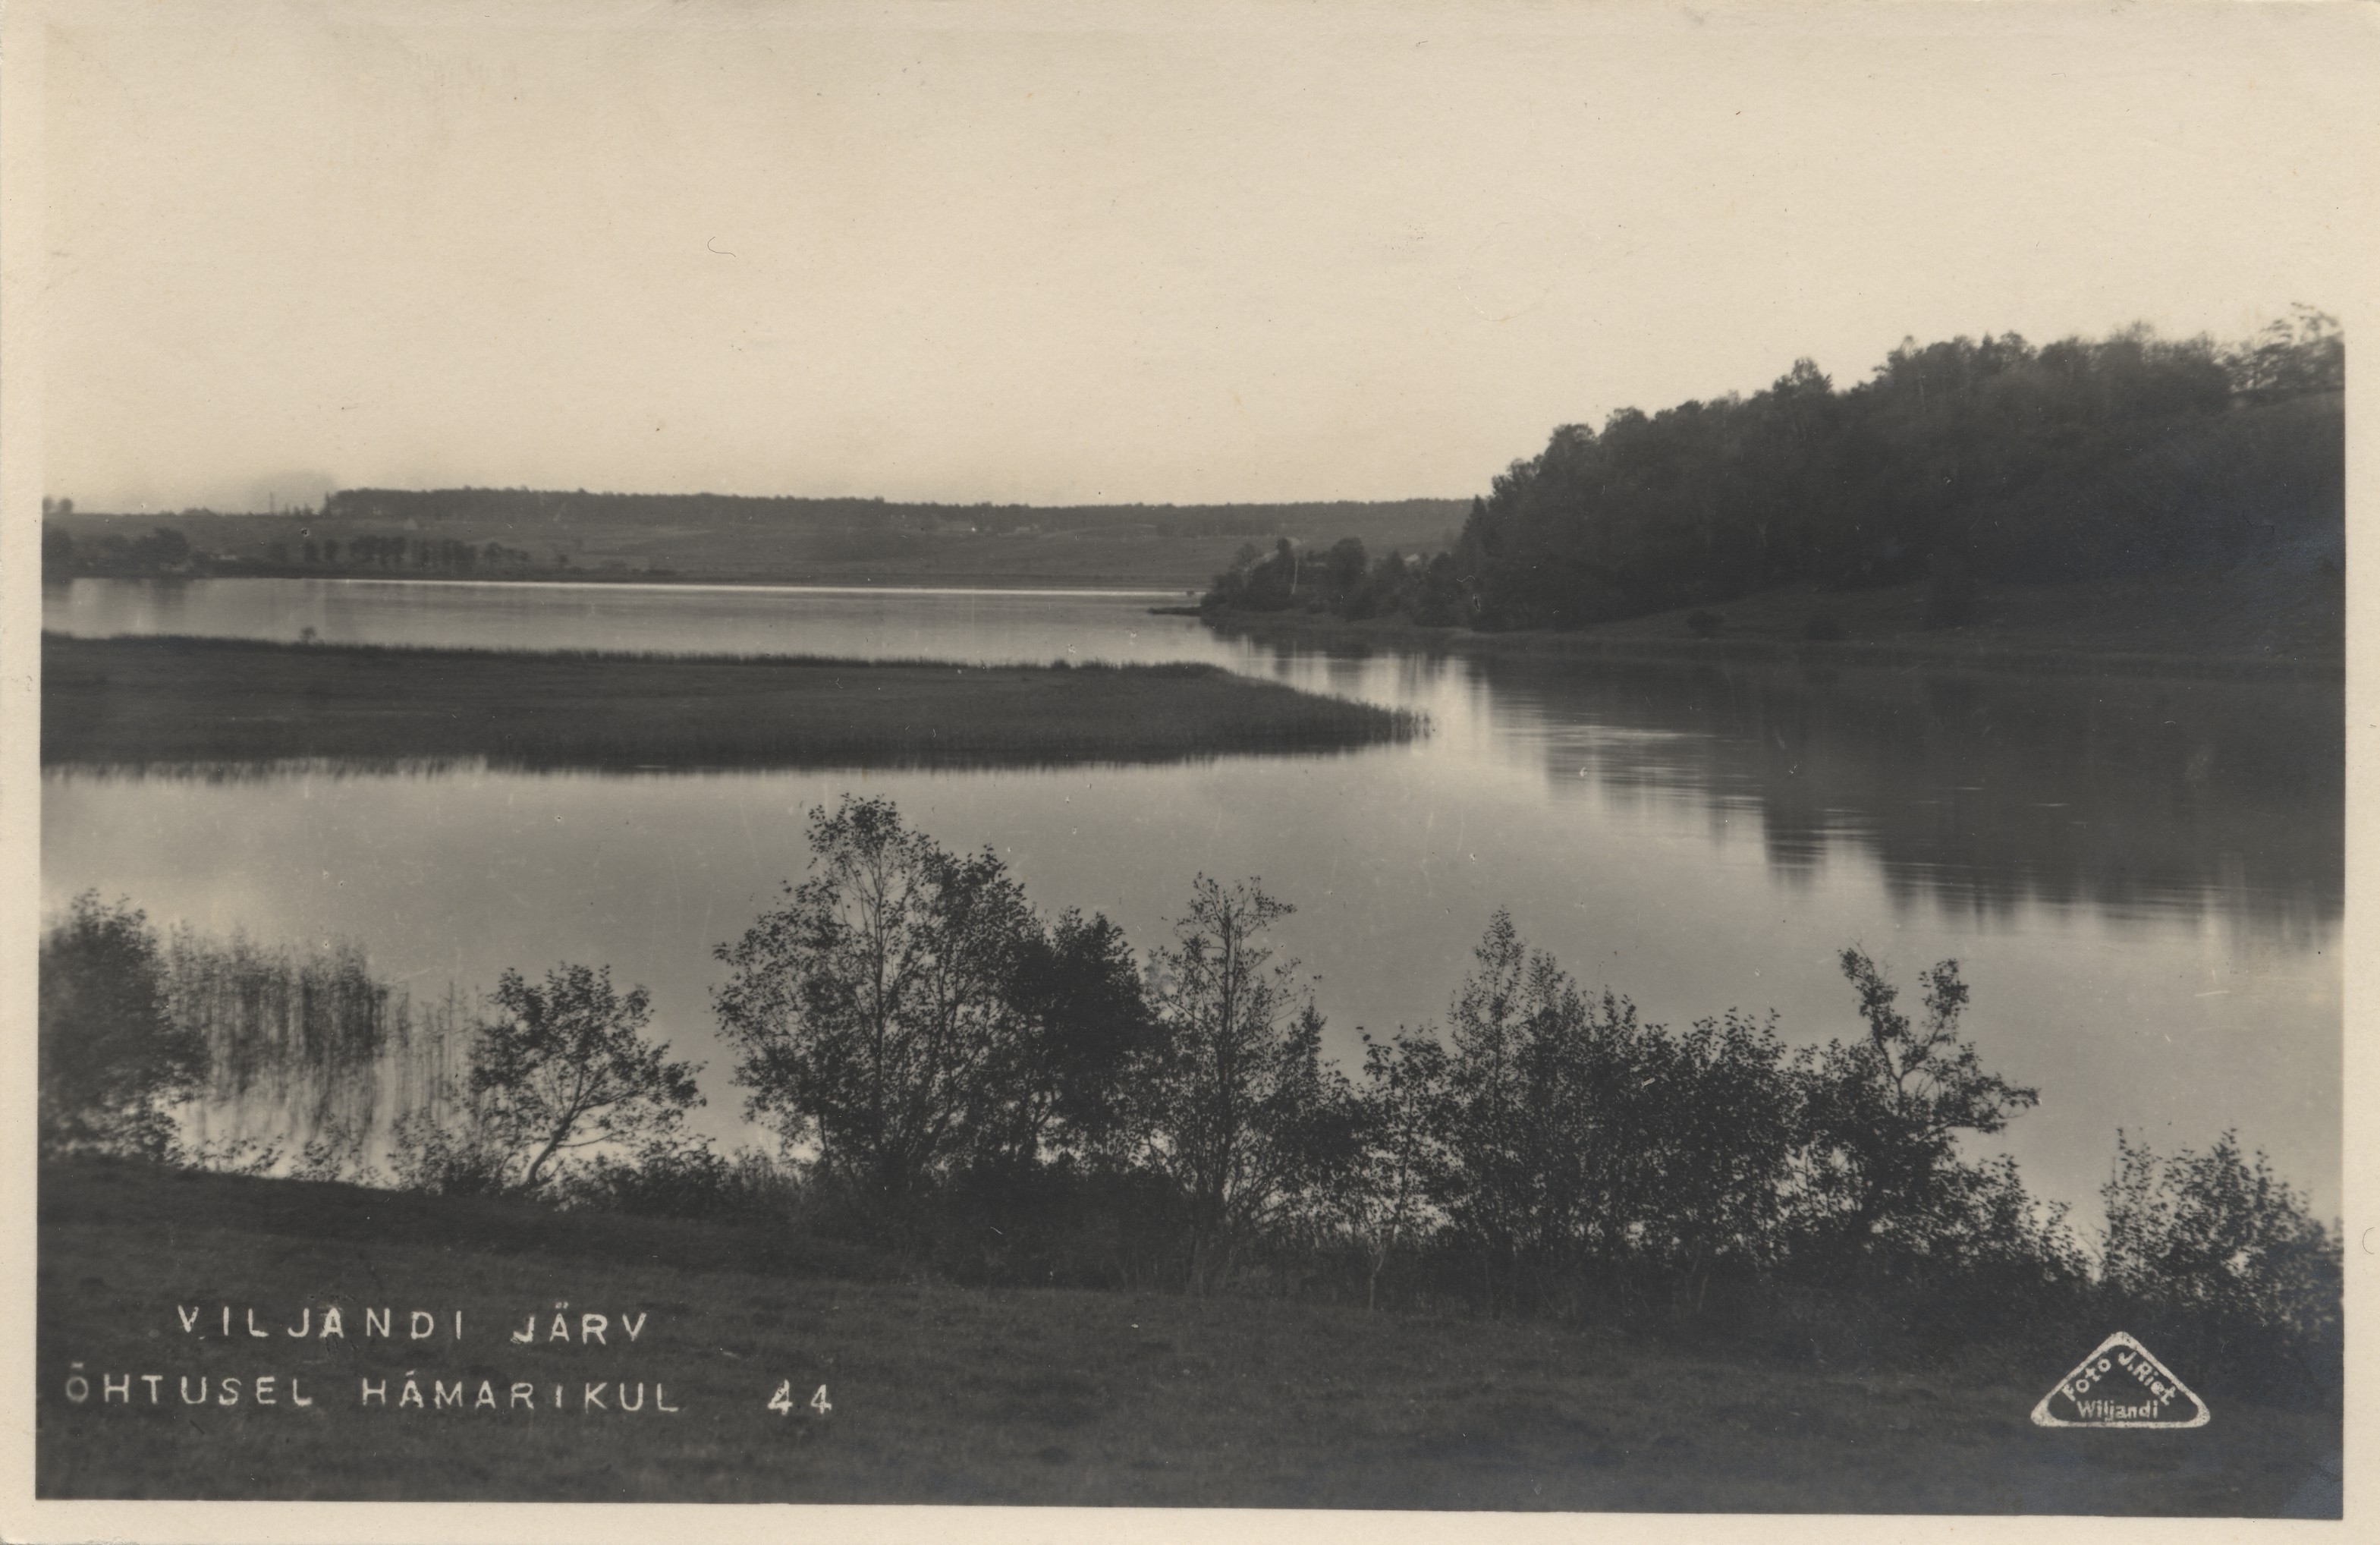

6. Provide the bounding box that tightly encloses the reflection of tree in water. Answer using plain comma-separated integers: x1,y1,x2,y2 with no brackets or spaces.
1480,657,2339,936
165,927,475,1167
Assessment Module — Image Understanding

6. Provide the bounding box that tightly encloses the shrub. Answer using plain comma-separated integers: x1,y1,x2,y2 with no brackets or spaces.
288,1120,378,1185
715,796,1036,1207
556,1140,806,1224
1141,878,1344,1294
1789,950,2039,1264
38,893,207,1160
386,1108,510,1197
2101,1129,2341,1399
173,1134,286,1177
470,963,704,1193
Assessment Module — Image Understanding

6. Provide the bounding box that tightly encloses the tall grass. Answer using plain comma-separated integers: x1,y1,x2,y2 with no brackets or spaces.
162,929,475,1173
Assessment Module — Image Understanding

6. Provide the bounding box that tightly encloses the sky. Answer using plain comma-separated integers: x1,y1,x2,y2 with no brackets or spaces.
32,0,2376,514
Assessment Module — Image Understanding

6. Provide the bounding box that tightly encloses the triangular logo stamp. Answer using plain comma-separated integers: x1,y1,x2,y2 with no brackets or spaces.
2031,1332,2209,1427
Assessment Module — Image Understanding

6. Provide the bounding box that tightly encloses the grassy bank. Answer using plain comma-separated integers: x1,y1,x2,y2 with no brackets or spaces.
40,634,1418,772
34,1160,2338,1510
1208,559,2345,681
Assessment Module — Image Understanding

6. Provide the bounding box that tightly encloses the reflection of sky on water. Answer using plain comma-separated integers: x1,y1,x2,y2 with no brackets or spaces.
42,578,2341,1220
45,575,1209,667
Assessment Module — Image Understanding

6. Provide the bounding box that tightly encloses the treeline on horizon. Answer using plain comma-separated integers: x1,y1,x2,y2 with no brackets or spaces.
1205,310,2347,630
312,490,1464,542
39,796,2339,1398
39,524,543,581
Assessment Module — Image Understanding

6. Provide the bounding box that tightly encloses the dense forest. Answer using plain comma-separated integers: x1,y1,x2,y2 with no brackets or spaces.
1205,310,2345,631
41,797,2340,1399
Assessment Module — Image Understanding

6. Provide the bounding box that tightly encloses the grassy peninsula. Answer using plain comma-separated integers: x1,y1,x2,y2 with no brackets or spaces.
40,634,1418,772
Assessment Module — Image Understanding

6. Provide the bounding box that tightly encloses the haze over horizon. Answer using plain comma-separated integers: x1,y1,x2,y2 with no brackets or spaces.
35,0,2371,515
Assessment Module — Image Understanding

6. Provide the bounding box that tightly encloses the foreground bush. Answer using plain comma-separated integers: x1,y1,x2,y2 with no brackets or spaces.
2101,1130,2342,1400
37,894,206,1161
41,799,2339,1395
550,1140,809,1225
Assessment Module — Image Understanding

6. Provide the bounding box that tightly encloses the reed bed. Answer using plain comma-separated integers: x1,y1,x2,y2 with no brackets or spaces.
163,928,476,1163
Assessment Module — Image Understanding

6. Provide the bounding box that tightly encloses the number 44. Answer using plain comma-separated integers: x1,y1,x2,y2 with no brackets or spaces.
769,1380,832,1417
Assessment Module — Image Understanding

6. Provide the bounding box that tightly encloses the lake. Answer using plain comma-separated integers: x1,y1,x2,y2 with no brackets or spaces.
40,576,2342,1222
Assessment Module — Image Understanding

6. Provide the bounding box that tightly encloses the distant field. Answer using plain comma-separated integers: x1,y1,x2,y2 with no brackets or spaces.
48,496,1468,590
40,634,1418,772
36,1160,2339,1510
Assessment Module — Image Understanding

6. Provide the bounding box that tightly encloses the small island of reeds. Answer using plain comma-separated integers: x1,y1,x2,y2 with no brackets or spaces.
39,633,1421,773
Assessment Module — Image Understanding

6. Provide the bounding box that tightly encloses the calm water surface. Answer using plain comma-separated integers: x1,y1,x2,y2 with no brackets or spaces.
42,577,2342,1219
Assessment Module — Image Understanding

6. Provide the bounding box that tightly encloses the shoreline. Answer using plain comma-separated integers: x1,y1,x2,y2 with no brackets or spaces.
1199,605,2344,683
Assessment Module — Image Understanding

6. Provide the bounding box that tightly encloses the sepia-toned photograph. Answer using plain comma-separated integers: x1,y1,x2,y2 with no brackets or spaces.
4,0,2367,1534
